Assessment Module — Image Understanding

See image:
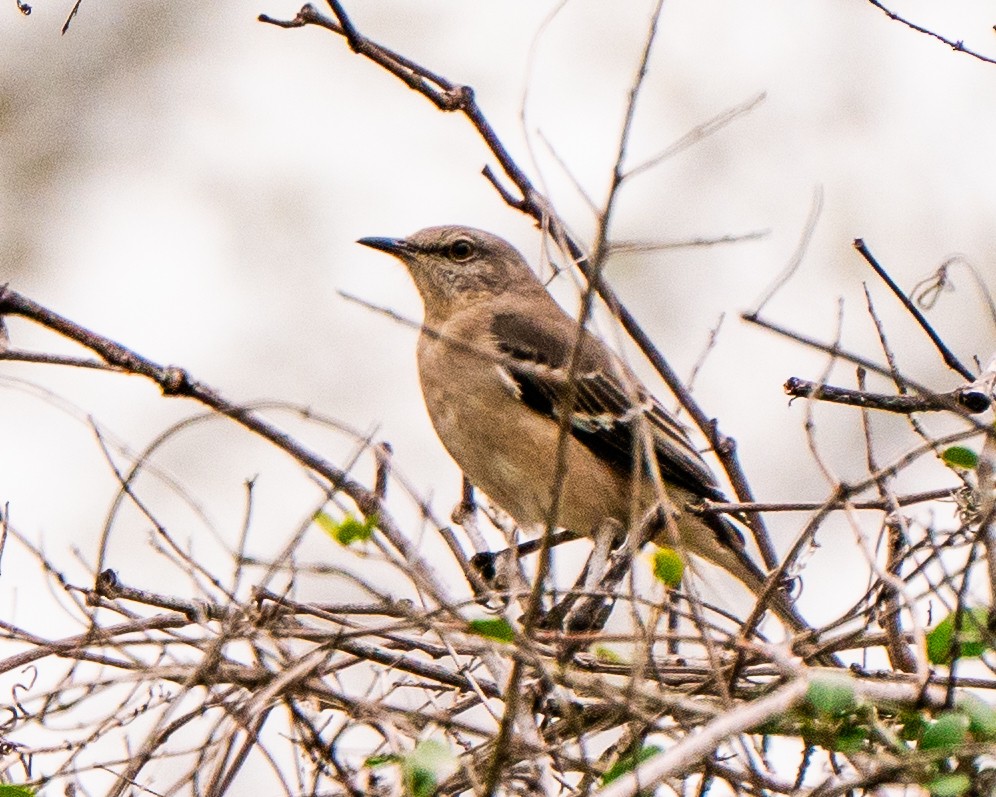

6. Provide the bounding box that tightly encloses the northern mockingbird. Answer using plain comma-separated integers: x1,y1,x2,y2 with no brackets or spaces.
358,225,806,630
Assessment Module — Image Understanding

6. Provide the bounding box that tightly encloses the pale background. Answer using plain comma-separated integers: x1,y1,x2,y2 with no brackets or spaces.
1,0,995,638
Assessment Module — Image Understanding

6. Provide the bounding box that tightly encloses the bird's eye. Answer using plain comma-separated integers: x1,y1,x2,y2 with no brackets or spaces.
447,239,476,262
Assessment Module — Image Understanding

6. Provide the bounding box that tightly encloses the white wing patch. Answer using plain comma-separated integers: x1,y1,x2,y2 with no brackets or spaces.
495,363,522,399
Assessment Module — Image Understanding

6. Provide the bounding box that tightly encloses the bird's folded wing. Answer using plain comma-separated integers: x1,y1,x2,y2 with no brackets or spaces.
489,310,725,503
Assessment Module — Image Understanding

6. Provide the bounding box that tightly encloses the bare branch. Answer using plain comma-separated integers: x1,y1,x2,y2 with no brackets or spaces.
862,0,996,66
784,377,991,414
855,238,976,380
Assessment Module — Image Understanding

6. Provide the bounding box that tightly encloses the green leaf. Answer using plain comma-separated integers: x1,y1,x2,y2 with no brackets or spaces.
315,511,377,545
956,693,996,741
832,726,869,753
651,547,684,588
941,446,979,470
0,787,37,797
403,740,454,797
365,754,401,768
468,618,515,643
601,744,663,785
806,674,857,716
592,645,626,664
920,712,970,752
926,773,971,797
900,711,928,741
926,607,990,664
406,768,436,797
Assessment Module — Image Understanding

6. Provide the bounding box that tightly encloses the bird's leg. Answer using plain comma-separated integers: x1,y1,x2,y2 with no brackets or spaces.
539,520,629,634
582,519,620,594
467,544,529,611
455,481,530,608
557,519,626,633
546,509,668,646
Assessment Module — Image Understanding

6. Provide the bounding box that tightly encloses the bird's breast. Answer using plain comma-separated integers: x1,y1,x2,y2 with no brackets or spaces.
415,326,635,532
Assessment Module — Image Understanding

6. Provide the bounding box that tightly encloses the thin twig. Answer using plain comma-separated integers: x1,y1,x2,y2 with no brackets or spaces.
862,0,996,66
0,285,456,612
854,238,975,380
703,488,958,515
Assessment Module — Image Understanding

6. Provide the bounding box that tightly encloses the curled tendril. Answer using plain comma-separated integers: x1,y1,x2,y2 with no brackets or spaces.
911,260,956,310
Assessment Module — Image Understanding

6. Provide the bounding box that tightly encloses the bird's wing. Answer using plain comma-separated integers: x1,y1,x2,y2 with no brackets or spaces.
489,310,725,503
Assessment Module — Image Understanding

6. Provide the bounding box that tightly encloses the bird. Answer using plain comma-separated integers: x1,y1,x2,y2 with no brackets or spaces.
357,225,808,632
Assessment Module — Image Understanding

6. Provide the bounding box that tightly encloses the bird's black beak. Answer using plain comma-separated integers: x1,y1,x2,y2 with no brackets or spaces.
357,236,413,255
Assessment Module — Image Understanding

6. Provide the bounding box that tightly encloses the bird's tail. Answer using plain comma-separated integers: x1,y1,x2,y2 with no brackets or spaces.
673,510,815,637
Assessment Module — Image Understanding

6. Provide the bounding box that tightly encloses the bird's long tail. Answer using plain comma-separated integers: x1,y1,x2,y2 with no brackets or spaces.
674,511,822,641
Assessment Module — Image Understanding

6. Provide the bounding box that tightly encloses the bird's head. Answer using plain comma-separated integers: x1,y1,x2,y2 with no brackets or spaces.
358,225,540,319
